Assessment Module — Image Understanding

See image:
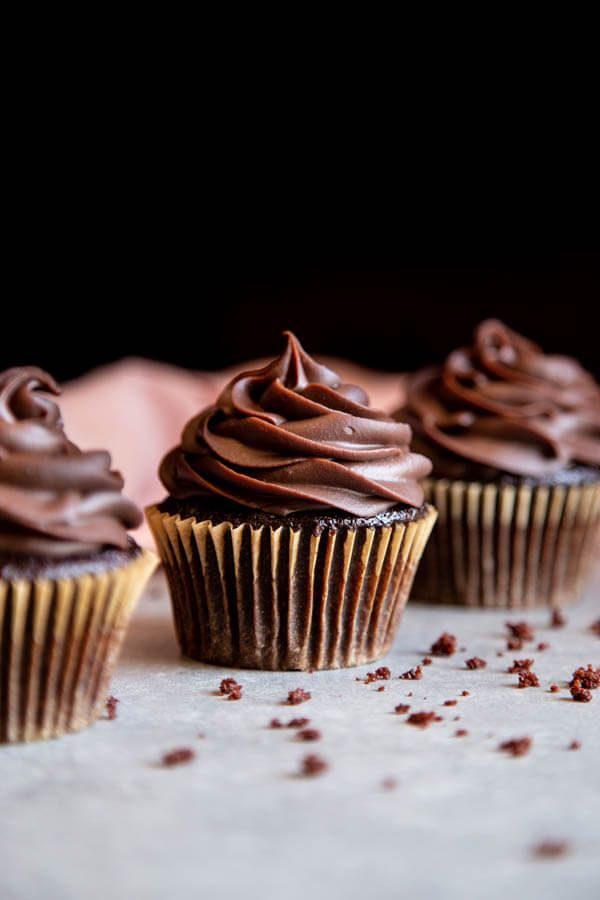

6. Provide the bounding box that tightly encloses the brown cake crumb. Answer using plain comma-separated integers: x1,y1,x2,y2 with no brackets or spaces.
422,657,433,666
506,621,535,641
364,666,391,683
531,840,569,859
455,729,469,737
570,681,592,702
297,728,321,742
550,684,560,693
430,632,457,656
497,651,504,657
507,638,523,651
406,711,442,728
287,688,311,705
568,740,581,750
453,715,461,721
400,666,423,680
394,703,411,714
106,696,119,720
591,619,600,637
508,659,534,673
288,717,310,728
444,699,458,707
569,665,600,690
219,677,242,697
270,718,284,728
518,671,540,688
162,747,195,767
537,642,549,652
465,657,487,670
550,609,567,629
499,736,532,757
300,754,328,776
381,777,398,791
377,686,385,692
461,690,470,697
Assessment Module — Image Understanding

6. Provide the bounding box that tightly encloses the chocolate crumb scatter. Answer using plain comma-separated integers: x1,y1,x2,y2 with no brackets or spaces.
537,642,549,652
300,754,328,777
287,688,311,705
364,666,391,684
422,657,432,666
569,665,600,690
382,777,397,791
550,609,567,628
297,728,321,742
508,659,534,673
394,703,411,714
288,717,310,728
518,671,540,688
430,632,457,657
400,666,423,680
444,699,458,707
591,619,600,637
407,711,443,728
570,681,592,702
568,740,581,750
219,677,242,697
461,691,470,697
455,729,469,737
499,736,532,757
465,657,487,670
162,747,195,767
106,696,119,720
532,840,569,859
507,638,523,651
550,685,560,693
506,621,535,641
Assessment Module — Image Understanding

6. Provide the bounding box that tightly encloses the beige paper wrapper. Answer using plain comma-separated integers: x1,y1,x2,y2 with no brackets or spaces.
413,478,600,607
147,505,437,670
0,549,157,743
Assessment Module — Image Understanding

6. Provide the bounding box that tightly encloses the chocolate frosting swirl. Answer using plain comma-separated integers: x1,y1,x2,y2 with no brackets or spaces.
0,367,141,558
160,332,431,515
403,320,600,478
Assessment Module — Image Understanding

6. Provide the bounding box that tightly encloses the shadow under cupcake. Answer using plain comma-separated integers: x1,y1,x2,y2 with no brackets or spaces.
147,332,436,670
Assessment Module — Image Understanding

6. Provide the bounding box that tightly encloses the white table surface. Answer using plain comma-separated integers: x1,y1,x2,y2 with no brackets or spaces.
2,569,599,900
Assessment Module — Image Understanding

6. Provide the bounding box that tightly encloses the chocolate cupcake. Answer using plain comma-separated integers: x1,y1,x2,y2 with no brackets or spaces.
399,320,600,607
0,367,157,742
147,332,436,670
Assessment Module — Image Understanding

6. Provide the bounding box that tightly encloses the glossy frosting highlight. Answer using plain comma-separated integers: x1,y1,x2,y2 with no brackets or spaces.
0,367,141,557
403,320,600,478
161,332,431,515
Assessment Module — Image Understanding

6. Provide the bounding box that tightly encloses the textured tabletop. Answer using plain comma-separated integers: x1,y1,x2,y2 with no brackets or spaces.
2,571,599,900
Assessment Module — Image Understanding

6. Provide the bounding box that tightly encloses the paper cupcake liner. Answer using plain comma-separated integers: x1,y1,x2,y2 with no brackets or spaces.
0,549,157,743
413,478,600,607
147,505,437,670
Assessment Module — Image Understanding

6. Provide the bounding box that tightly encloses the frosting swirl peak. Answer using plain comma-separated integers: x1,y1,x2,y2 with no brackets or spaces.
160,332,431,515
0,367,142,557
403,320,600,478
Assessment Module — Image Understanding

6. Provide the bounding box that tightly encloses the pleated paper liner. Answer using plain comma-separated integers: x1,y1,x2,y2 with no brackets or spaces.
147,504,437,670
0,549,157,743
413,478,600,607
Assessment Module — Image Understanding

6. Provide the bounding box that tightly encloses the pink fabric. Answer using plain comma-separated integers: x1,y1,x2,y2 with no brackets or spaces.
60,358,405,546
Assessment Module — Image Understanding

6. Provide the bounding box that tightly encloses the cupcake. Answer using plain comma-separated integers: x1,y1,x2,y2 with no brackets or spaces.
147,332,436,670
0,367,157,742
399,320,600,608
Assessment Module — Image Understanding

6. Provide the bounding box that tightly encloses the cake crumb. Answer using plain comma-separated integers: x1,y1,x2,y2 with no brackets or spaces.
497,651,505,657
537,642,549,652
219,678,242,698
287,688,311,705
422,657,433,666
376,686,385,692
506,621,534,641
105,696,119,721
162,748,195,767
228,686,242,701
518,671,540,688
508,659,534,673
507,638,523,651
381,777,398,791
570,681,592,702
455,729,469,737
399,666,423,680
395,703,411,714
431,632,457,656
297,728,321,742
406,711,442,728
288,717,310,728
531,840,569,859
550,685,560,693
550,609,567,629
465,657,487,670
443,699,458,707
270,718,284,728
499,736,532,757
300,754,328,776
461,690,470,697
569,665,600,690
364,666,391,683
568,740,581,750
591,619,600,637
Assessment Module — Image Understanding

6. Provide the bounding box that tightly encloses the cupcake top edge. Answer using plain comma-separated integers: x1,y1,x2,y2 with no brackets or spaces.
0,366,142,559
160,331,432,515
400,319,600,479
